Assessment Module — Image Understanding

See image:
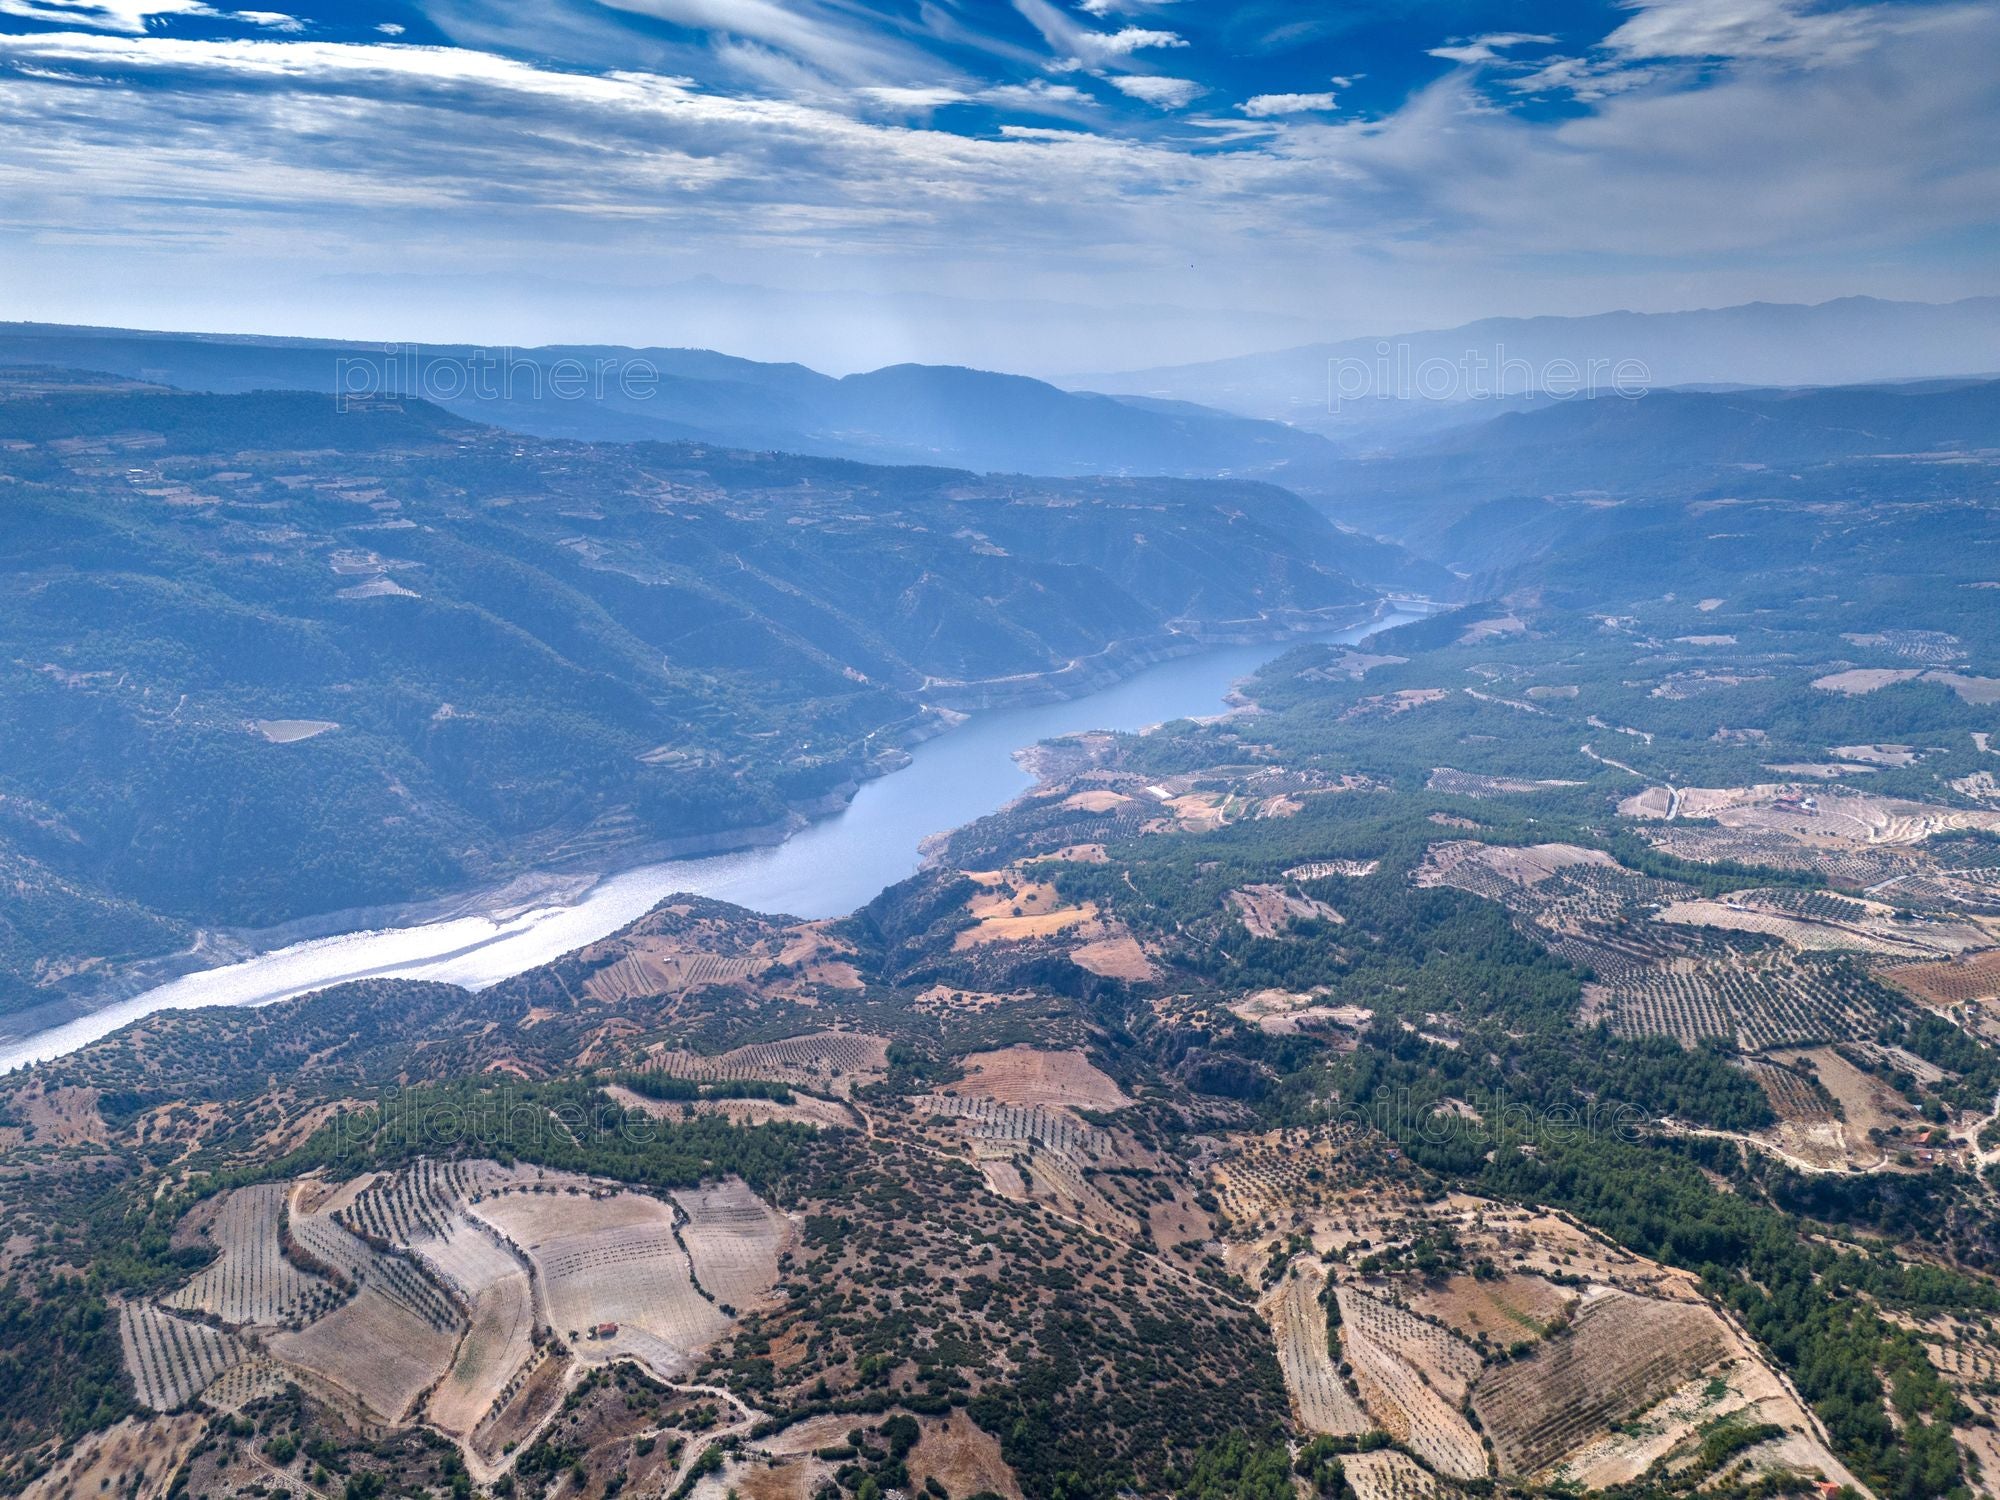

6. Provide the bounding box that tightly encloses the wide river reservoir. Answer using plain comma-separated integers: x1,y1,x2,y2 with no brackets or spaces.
0,613,1416,1071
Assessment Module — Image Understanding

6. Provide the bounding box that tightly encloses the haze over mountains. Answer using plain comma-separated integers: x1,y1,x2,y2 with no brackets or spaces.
0,324,1330,479
1080,296,2000,432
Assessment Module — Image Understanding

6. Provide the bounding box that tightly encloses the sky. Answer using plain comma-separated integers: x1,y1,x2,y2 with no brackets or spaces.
1,0,1996,375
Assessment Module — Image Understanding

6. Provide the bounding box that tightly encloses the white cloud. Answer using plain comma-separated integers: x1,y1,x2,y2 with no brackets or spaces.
375,22,403,35
1011,0,1185,71
1605,0,1881,62
0,0,217,31
1076,0,1175,14
1427,32,1556,64
1238,90,1336,117
1109,73,1200,108
0,1,1994,367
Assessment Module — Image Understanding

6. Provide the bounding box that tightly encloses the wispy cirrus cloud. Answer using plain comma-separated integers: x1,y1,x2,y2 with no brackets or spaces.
0,0,1993,368
0,0,300,31
1426,32,1554,65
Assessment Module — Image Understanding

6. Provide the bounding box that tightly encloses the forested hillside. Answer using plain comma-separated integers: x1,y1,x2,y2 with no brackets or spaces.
0,374,1401,1019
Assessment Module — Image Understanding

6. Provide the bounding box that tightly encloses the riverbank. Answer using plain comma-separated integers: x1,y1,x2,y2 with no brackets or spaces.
0,602,1419,1071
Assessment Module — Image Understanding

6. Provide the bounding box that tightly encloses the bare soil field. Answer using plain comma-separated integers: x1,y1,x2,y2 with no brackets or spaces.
607,1084,856,1132
907,1409,1023,1500
1887,948,2000,1007
1831,743,1926,766
949,1046,1132,1110
1265,1262,1369,1436
473,1189,726,1378
1229,883,1342,938
1067,930,1159,980
1226,988,1369,1037
251,718,340,743
266,1284,461,1424
1405,1272,1576,1347
1769,1047,1914,1145
1812,668,1924,694
952,871,1100,946
673,1176,789,1313
417,1219,537,1440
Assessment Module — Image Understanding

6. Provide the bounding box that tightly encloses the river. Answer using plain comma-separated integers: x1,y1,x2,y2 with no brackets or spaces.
0,612,1416,1072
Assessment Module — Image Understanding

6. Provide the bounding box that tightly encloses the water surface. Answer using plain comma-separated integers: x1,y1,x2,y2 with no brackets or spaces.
1,613,1411,1071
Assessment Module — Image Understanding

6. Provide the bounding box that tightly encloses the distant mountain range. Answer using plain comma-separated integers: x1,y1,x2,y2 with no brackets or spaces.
1292,376,2000,570
0,323,1336,479
1078,296,2000,433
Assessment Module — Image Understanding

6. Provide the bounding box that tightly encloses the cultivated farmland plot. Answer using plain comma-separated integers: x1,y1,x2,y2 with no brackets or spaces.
673,1176,790,1313
1334,1287,1487,1479
1469,1289,1730,1477
1265,1262,1368,1436
266,1284,462,1425
120,1302,247,1412
646,1030,890,1094
166,1182,336,1328
1597,949,1898,1052
473,1188,729,1379
1341,1450,1455,1500
948,1046,1133,1110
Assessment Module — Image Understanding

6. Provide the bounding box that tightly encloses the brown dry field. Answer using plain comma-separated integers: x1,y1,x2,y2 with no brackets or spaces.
1831,743,1924,766
266,1285,459,1424
1812,668,1925,694
1266,1262,1369,1437
473,1189,727,1374
908,1410,1023,1500
954,873,1098,948
1406,1272,1577,1346
949,1046,1132,1110
1067,930,1158,980
1769,1047,1915,1141
1046,842,1109,862
1229,884,1342,939
1059,789,1131,812
1888,948,2000,1007
605,1084,855,1132
673,1176,790,1314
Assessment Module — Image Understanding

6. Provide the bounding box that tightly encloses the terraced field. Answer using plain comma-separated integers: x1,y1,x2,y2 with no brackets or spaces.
674,1176,790,1313
1266,1264,1369,1436
1470,1291,1730,1477
1335,1287,1487,1479
166,1183,335,1328
121,1303,246,1412
646,1030,890,1094
474,1189,727,1377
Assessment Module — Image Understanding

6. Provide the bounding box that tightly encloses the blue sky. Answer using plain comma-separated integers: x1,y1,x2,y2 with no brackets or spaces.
1,0,1994,373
